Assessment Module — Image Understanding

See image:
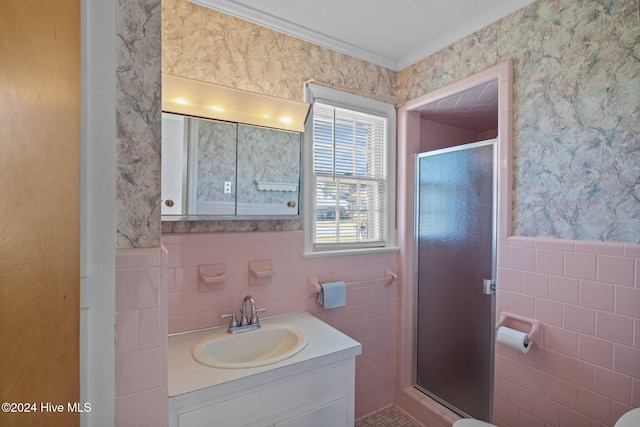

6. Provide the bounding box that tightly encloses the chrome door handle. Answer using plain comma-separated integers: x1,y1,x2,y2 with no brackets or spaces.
483,279,495,295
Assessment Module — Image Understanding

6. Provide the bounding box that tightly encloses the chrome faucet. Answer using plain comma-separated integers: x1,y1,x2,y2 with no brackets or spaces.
221,295,266,334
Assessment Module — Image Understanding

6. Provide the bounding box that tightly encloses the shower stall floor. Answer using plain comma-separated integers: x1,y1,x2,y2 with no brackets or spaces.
355,405,424,427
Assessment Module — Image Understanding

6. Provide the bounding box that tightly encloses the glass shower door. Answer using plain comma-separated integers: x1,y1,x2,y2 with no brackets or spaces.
415,140,496,421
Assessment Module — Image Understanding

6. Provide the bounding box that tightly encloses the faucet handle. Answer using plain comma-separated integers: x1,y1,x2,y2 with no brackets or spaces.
249,307,267,325
220,312,238,328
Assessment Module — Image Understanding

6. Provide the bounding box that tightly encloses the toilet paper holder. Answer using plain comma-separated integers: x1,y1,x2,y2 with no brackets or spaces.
495,312,541,346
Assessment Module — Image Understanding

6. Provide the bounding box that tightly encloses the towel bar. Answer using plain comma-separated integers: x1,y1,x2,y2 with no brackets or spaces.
308,269,396,296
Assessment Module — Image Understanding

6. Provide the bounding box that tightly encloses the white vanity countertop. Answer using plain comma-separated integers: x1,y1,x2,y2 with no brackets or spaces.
168,312,362,397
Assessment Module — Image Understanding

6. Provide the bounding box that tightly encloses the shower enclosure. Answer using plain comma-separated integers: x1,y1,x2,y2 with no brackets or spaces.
414,140,497,421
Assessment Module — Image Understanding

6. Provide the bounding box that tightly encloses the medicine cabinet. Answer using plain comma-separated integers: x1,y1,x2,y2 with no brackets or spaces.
161,113,302,220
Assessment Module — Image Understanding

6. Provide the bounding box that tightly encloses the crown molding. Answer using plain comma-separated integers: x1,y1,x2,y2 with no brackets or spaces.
189,0,401,71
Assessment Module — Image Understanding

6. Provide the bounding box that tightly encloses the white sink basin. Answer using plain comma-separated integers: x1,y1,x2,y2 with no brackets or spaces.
192,324,309,369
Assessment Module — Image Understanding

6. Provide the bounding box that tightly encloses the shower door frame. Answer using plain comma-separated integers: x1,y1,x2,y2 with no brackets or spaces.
413,139,497,420
394,60,513,426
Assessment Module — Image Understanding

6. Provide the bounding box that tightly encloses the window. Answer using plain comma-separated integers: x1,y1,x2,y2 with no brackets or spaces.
304,83,396,255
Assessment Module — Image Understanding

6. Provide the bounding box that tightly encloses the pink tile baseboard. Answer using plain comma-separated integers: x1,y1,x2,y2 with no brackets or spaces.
496,237,640,426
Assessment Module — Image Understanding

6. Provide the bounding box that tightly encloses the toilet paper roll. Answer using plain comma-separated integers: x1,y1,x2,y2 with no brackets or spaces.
496,326,530,353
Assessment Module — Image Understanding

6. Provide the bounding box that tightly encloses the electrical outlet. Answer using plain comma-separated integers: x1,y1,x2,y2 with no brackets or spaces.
224,181,232,194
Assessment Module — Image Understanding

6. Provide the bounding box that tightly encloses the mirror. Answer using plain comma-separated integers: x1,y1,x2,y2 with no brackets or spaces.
161,113,302,220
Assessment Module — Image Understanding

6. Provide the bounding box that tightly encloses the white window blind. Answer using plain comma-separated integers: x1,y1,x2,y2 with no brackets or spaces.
311,102,388,249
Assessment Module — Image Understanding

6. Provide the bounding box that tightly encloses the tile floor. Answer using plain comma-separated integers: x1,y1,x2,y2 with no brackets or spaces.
355,405,424,427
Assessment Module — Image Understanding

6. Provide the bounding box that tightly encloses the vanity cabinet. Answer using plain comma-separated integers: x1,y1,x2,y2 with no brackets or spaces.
168,312,361,427
170,358,354,427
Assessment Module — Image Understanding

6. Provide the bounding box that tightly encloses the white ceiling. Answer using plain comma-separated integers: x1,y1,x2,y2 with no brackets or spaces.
189,0,537,71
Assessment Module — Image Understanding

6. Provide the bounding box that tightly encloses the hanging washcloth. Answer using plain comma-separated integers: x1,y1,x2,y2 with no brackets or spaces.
317,281,347,309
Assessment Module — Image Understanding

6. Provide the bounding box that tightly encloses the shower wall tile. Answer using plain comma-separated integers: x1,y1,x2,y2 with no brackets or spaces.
495,237,640,426
163,231,398,419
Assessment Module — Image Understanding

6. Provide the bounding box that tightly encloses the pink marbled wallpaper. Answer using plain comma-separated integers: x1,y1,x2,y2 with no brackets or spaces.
161,0,397,103
398,0,640,243
122,0,639,246
116,0,162,249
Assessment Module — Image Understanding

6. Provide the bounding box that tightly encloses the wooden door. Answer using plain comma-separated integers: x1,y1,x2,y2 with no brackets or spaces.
0,1,80,426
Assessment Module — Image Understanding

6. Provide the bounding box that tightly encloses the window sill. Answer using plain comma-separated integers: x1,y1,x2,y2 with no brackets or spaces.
303,246,400,258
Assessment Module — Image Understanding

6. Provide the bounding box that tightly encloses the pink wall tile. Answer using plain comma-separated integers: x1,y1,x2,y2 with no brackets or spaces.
614,344,640,378
522,272,549,298
547,326,578,357
535,249,564,276
138,307,161,350
510,293,535,318
511,246,535,272
534,298,563,327
597,312,634,346
519,366,546,396
509,236,535,248
598,255,635,286
616,287,640,317
115,348,163,396
116,268,161,311
517,411,545,427
115,247,167,427
578,335,613,369
559,406,593,426
534,237,574,251
114,394,138,427
561,355,594,389
594,366,632,404
546,376,577,409
576,387,611,425
531,348,563,377
116,311,139,354
498,267,523,292
507,382,532,412
581,280,615,312
549,275,580,304
564,304,595,335
565,252,597,280
575,241,624,256
138,388,167,427
612,400,636,426
531,393,560,425
163,230,398,419
494,237,640,427
633,379,640,407
494,398,519,427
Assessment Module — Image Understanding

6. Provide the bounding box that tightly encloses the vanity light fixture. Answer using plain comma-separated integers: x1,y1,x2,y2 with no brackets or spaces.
162,73,310,132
